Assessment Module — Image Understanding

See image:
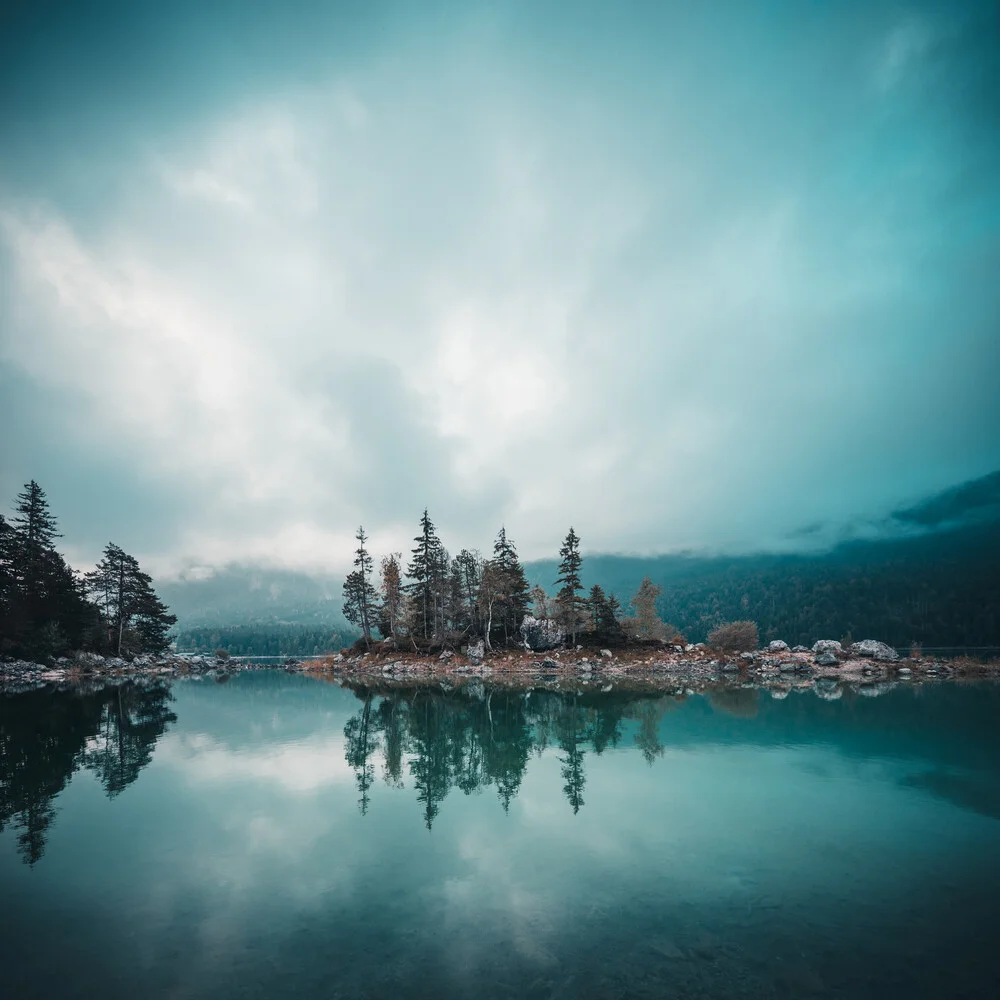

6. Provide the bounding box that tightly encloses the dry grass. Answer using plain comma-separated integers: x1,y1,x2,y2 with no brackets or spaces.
706,620,759,654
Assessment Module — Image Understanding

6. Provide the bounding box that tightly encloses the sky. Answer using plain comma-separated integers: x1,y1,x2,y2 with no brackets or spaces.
1,0,998,577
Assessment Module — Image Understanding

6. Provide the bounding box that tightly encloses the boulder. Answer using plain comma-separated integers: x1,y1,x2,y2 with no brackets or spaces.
812,640,842,655
768,640,790,652
600,648,613,659
814,651,839,667
74,651,105,669
792,645,809,653
850,640,899,662
467,639,485,663
520,615,564,652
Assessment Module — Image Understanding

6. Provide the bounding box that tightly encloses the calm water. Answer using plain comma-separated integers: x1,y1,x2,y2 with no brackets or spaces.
2,673,999,1000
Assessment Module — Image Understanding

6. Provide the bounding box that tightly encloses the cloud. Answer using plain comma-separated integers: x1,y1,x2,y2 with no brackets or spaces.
1,1,998,573
893,469,1000,529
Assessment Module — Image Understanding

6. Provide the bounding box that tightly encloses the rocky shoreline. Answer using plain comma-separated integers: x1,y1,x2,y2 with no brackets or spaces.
3,638,997,698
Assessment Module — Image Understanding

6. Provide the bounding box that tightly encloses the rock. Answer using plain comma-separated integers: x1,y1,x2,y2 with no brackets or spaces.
684,644,695,652
739,651,755,662
851,639,899,662
438,650,454,662
814,651,839,667
467,639,485,663
778,660,800,673
792,645,809,653
333,652,344,663
541,658,559,669
898,667,912,676
768,640,789,652
770,688,790,699
74,651,105,669
600,649,613,659
722,661,739,672
812,640,842,655
520,615,565,652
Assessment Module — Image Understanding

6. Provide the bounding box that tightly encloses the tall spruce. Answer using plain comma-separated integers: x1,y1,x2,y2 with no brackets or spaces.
491,527,529,646
555,526,584,645
406,509,445,641
4,482,95,657
342,526,379,646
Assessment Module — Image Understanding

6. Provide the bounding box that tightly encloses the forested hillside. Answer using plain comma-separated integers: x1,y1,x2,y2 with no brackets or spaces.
173,624,356,656
526,519,1000,648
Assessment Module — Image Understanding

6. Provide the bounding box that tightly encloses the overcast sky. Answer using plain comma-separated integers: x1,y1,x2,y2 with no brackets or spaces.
1,0,998,576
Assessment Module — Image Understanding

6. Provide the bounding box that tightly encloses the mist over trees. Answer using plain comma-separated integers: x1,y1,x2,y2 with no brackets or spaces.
0,482,176,660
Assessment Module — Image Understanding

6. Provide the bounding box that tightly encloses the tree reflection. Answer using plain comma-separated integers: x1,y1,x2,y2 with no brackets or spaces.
342,685,681,827
0,681,176,864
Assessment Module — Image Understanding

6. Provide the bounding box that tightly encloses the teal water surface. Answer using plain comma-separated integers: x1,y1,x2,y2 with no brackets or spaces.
2,673,999,999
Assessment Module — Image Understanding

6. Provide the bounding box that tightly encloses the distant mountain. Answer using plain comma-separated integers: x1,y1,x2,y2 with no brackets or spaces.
156,566,350,630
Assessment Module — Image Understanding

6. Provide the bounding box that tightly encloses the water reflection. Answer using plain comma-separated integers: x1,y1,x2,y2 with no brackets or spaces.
340,684,683,826
0,681,175,863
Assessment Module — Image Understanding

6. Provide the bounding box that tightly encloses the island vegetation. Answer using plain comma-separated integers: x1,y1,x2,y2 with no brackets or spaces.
340,509,684,655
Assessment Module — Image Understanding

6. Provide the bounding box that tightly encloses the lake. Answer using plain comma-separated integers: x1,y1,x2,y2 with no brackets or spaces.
2,672,999,999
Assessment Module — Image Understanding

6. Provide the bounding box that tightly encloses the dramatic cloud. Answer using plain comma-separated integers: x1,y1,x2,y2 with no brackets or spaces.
1,1,998,574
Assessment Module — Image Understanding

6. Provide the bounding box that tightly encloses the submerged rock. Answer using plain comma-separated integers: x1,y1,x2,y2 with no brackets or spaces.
851,639,899,662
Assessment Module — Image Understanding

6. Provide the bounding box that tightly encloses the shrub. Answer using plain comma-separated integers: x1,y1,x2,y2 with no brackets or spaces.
214,648,231,661
707,620,759,653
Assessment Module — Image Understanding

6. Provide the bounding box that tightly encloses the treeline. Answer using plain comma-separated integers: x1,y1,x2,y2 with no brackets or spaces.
342,511,679,651
174,624,357,657
652,522,1000,648
0,482,176,660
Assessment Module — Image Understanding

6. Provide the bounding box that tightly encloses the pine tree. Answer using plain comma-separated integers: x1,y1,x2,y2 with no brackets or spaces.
555,526,584,645
85,543,175,655
588,585,625,646
452,549,483,637
406,509,445,641
342,526,379,646
492,527,530,646
5,482,95,657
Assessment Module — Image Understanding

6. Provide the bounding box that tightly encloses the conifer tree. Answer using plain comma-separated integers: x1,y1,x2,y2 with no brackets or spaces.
85,543,176,655
342,526,379,646
555,526,584,645
492,527,530,646
406,509,444,641
5,482,95,657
